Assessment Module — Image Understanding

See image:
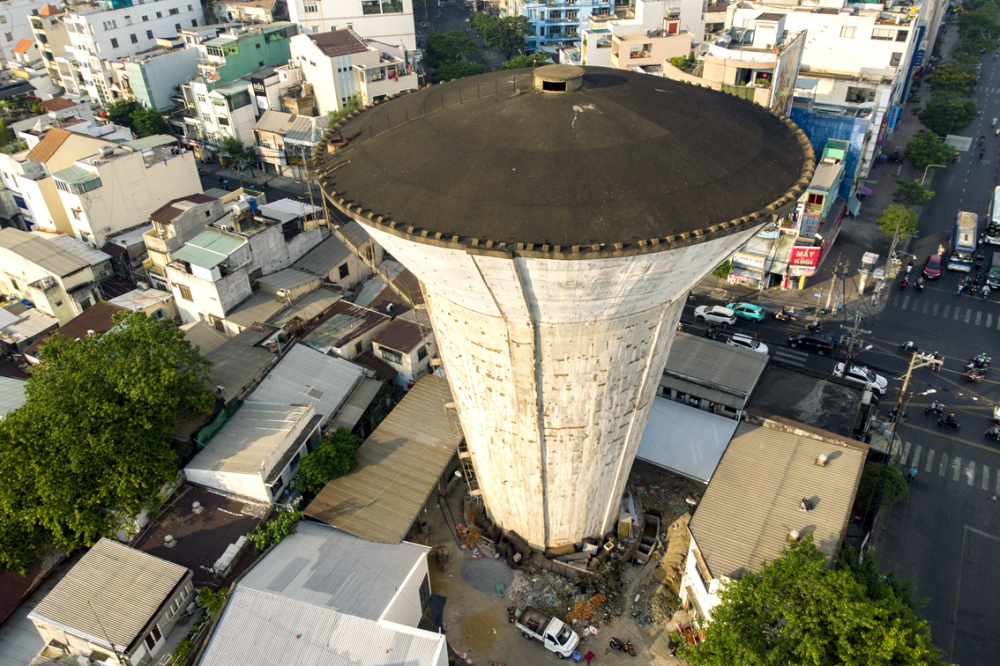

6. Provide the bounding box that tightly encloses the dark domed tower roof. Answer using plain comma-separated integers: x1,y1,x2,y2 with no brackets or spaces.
313,66,814,259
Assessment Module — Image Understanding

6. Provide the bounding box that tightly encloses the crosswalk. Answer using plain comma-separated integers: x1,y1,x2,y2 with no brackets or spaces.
772,347,810,366
900,440,1000,494
892,295,1000,329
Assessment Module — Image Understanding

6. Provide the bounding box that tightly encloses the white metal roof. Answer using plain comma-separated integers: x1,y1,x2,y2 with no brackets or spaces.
636,397,739,483
0,375,27,419
0,308,59,344
258,198,321,224
247,344,365,424
37,232,112,266
105,224,153,248
29,539,189,652
327,377,384,432
256,268,321,292
181,321,230,355
186,403,314,477
0,307,21,329
109,288,173,312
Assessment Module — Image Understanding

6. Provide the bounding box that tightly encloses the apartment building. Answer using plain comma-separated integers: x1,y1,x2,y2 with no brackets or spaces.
286,0,416,50
0,0,51,68
29,3,77,90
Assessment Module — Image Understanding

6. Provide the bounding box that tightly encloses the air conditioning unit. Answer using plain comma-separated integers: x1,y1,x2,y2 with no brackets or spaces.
136,281,149,290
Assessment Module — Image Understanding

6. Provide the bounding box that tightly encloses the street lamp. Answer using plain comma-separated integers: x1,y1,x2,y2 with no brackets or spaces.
921,163,946,186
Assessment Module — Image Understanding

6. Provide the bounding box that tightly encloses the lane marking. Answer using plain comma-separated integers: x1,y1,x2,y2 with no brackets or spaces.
934,303,941,316
944,304,952,318
923,300,930,314
940,452,949,476
953,456,962,481
983,465,990,491
901,294,910,310
901,423,1000,454
989,313,994,328
925,448,935,472
913,299,921,312
976,311,983,326
963,308,970,322
965,459,976,485
901,440,912,465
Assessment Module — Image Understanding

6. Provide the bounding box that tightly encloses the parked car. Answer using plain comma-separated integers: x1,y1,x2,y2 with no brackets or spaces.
727,333,769,354
786,334,835,355
923,254,943,280
694,305,737,326
725,302,765,322
833,363,888,394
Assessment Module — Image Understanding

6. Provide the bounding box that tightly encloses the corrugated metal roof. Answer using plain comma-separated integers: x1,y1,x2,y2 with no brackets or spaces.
258,198,320,224
247,344,364,423
0,307,21,329
105,224,153,248
372,318,424,353
186,403,314,476
662,333,768,409
306,375,462,543
0,308,58,345
328,377,384,432
29,539,188,652
181,321,229,355
0,228,88,277
225,292,288,328
301,301,389,353
109,288,173,312
636,397,739,482
51,164,99,186
688,419,867,580
0,376,27,419
200,587,445,666
268,288,341,327
292,227,368,278
123,135,176,151
38,232,111,266
307,29,369,58
173,229,246,269
256,268,320,292
206,327,277,396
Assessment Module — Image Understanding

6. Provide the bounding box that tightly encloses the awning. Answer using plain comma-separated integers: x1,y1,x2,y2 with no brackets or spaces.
636,398,739,483
795,77,819,90
848,197,862,217
860,186,873,196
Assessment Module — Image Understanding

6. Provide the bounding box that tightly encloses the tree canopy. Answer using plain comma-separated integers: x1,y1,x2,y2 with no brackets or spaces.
926,63,978,96
471,13,531,61
893,179,935,208
501,53,550,70
877,204,920,240
904,131,955,172
247,509,302,555
917,95,979,136
298,428,362,495
0,312,213,572
680,535,949,666
103,98,170,138
425,30,482,82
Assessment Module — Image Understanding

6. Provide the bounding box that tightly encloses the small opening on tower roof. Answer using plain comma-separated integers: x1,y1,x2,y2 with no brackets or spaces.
542,80,567,92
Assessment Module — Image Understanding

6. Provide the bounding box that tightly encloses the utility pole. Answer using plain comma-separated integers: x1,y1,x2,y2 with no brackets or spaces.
840,310,871,365
825,253,841,312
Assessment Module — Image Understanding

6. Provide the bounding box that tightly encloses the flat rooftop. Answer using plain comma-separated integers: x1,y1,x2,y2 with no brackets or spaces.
317,66,813,258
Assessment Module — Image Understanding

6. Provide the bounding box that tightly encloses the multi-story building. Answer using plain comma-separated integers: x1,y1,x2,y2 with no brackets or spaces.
142,193,226,288
289,29,417,114
0,227,112,324
7,37,61,97
179,22,297,158
29,3,77,90
286,0,416,50
0,0,51,68
251,109,324,179
247,63,306,116
505,0,613,54
213,0,286,25
63,0,205,104
50,135,202,248
115,45,201,110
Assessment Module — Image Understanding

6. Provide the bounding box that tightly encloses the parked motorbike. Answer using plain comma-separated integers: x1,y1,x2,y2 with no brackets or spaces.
924,403,944,416
610,637,636,657
938,417,962,431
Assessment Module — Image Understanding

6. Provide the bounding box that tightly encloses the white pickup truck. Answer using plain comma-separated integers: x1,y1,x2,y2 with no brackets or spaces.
515,606,580,659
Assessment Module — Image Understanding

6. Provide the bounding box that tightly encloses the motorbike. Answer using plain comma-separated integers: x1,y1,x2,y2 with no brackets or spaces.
774,307,798,322
962,370,987,382
980,147,987,160
938,417,962,431
900,341,919,353
807,320,822,334
985,426,1000,442
915,279,925,293
924,403,944,416
610,637,636,656
900,278,909,291
966,355,991,371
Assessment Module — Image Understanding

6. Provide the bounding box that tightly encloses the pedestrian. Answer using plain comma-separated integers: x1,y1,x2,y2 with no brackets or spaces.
218,176,224,184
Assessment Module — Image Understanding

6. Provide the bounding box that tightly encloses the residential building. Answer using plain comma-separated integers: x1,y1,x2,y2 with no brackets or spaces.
289,28,417,115
28,538,195,666
292,220,383,289
63,0,205,105
184,402,322,503
102,222,153,280
371,317,430,390
51,135,202,248
8,36,61,98
680,414,866,621
247,64,307,117
198,521,447,666
29,4,75,89
251,109,323,179
14,109,133,150
0,303,58,351
306,375,460,544
142,193,225,287
287,0,416,51
179,22,297,157
609,23,692,69
301,300,390,359
213,0,286,25
506,0,613,54
22,299,125,362
117,44,201,110
205,326,282,404
224,268,321,332
0,0,52,68
0,227,111,324
109,286,178,320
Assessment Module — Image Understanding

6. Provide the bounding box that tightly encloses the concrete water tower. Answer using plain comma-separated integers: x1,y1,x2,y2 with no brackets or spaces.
313,65,814,549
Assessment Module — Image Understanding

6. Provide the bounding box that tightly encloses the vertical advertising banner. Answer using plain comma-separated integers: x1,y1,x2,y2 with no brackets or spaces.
770,31,806,117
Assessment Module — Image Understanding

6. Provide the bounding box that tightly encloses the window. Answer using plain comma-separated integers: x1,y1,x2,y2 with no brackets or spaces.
4,33,11,42
156,11,162,18
147,29,153,39
380,347,402,364
169,8,179,15
256,43,261,49
130,33,138,43
175,23,181,32
125,15,133,25
0,16,6,24
896,30,909,42
890,52,902,67
143,625,162,651
188,4,193,9
192,19,197,26
417,346,428,361
839,26,855,39
178,284,192,301
354,341,363,355
303,1,318,11
871,28,893,41
110,38,118,48
807,193,823,205
142,15,148,21
338,263,350,279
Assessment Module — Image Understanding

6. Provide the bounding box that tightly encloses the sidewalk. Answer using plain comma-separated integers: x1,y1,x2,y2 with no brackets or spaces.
693,25,962,319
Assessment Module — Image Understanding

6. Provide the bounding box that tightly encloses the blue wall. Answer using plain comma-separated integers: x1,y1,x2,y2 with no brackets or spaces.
789,108,869,200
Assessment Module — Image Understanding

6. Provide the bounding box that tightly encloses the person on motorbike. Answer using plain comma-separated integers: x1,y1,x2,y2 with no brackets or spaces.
945,413,958,427
980,135,986,145
929,400,940,413
981,147,987,160
903,340,916,351
990,424,1000,439
901,278,909,290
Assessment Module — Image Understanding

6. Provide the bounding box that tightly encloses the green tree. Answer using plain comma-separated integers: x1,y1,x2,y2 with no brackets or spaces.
433,60,486,82
104,98,140,127
680,534,949,666
918,94,979,136
855,463,909,512
219,136,257,187
198,587,229,616
298,429,362,495
0,312,213,572
877,204,919,241
130,107,170,137
501,53,550,70
926,63,978,96
893,179,935,208
0,118,12,146
327,95,362,127
425,30,477,68
710,260,733,279
471,13,531,61
904,130,955,172
247,509,302,555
